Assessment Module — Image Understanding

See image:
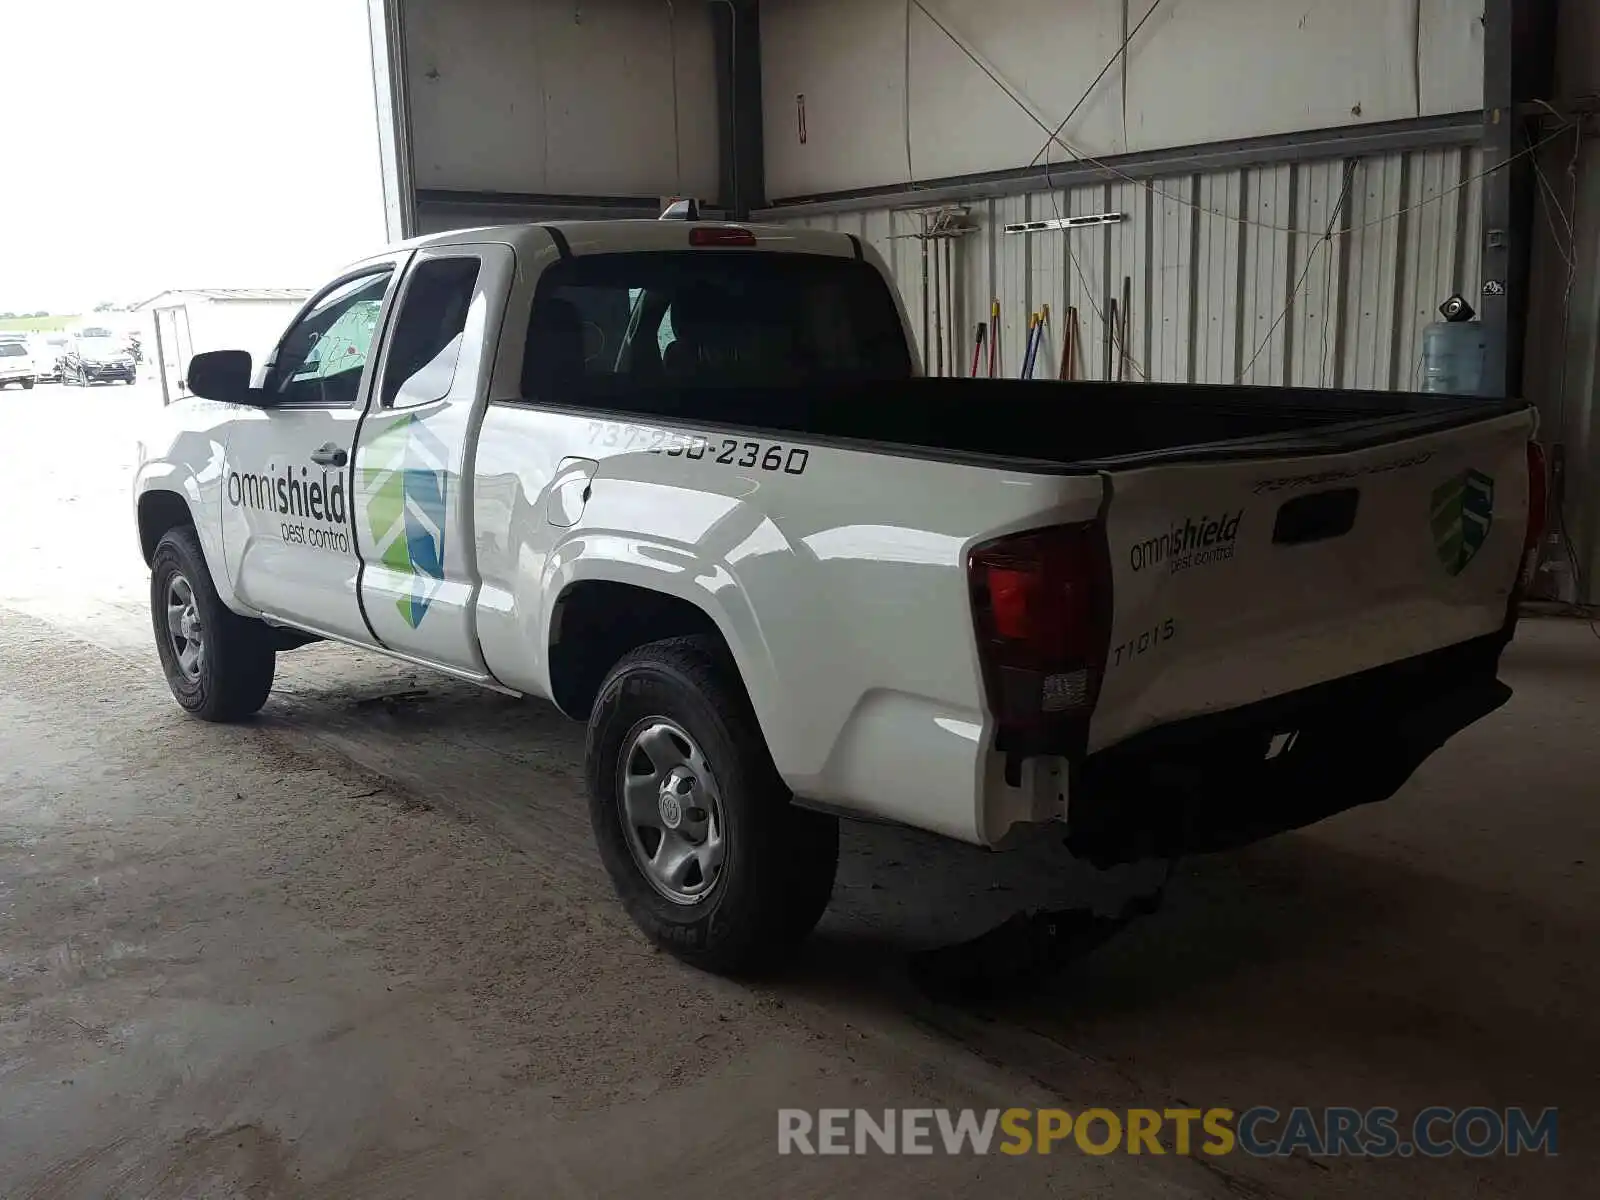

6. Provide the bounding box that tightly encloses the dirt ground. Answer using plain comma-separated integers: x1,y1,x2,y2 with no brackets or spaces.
0,381,1595,1197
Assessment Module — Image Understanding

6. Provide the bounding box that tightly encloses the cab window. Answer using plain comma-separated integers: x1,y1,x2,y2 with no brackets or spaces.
379,257,482,408
522,253,911,401
268,271,393,407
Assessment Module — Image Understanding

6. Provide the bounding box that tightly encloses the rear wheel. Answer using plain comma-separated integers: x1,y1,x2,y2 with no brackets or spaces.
21,378,34,390
586,636,838,975
150,526,276,721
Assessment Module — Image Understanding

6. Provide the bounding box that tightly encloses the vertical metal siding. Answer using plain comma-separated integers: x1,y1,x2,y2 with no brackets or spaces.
778,142,1600,603
782,147,1487,394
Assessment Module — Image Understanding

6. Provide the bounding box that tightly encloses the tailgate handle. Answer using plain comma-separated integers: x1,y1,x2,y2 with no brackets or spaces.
1273,487,1360,546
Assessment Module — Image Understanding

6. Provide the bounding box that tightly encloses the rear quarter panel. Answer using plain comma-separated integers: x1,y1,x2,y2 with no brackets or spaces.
471,406,1103,842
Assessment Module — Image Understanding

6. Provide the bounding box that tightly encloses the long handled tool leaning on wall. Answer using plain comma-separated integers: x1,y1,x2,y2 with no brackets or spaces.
988,298,1000,377
1021,304,1050,379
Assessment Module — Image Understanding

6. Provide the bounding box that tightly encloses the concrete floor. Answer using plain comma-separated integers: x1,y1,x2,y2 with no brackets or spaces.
0,380,1595,1197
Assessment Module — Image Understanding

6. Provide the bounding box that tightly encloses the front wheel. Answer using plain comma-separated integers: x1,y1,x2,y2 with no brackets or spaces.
586,636,838,975
21,378,34,390
150,525,276,721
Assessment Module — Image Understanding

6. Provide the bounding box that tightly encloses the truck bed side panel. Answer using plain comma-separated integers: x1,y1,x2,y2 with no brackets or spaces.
470,403,1103,842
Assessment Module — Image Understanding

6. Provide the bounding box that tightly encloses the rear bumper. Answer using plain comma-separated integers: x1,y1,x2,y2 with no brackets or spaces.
1066,628,1514,866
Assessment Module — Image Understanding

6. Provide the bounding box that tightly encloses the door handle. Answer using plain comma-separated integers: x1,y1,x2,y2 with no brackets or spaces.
310,443,348,468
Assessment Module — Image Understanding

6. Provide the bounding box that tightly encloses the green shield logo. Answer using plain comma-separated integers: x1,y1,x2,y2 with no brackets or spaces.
1430,468,1494,576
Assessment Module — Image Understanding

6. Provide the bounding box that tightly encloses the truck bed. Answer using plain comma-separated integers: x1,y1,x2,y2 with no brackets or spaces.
549,377,1526,471
530,370,1535,776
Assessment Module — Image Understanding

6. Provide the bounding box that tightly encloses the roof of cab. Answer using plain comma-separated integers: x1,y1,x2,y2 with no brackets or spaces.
385,219,862,261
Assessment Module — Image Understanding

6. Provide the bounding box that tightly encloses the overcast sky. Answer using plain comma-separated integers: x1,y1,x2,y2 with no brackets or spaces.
0,0,388,313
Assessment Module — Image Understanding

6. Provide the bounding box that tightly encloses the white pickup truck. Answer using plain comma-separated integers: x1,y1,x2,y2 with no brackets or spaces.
135,214,1546,973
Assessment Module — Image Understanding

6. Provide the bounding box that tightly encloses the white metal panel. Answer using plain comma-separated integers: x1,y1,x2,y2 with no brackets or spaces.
1148,175,1193,384
1193,171,1243,385
1238,164,1294,387
1342,152,1406,392
1069,186,1112,379
762,0,1484,198
403,0,718,199
1287,158,1349,390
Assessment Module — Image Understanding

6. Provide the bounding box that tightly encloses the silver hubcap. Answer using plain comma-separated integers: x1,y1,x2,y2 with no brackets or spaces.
618,719,725,905
165,574,205,682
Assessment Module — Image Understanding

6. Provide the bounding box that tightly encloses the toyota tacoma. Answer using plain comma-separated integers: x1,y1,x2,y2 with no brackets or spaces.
132,214,1546,973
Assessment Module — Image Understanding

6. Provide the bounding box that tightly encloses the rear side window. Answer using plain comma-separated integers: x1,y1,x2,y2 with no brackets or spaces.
0,343,25,357
522,252,912,400
380,256,482,408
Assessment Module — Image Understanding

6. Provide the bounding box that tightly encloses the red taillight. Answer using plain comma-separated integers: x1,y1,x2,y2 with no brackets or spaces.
1521,440,1549,592
688,226,757,247
968,523,1112,756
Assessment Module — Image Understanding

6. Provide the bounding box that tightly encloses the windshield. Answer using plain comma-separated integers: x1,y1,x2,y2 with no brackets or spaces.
77,327,116,339
522,252,912,399
78,338,122,357
0,343,27,358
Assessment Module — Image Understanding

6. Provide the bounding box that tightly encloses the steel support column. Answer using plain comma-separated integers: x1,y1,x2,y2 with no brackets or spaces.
1481,0,1557,399
366,0,417,242
711,0,765,219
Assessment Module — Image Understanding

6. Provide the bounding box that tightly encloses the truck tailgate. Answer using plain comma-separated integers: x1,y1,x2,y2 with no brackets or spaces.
1089,409,1535,754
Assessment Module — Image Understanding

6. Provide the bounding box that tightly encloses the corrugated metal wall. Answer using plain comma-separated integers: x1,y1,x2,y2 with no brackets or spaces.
781,145,1485,391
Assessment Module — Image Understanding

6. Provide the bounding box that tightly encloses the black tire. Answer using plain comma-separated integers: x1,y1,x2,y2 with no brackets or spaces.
20,378,34,390
150,525,276,721
586,636,839,975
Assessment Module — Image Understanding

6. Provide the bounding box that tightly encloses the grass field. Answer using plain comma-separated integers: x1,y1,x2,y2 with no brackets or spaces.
0,316,79,334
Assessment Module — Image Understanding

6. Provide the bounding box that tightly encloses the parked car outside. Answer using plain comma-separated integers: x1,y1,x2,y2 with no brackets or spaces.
0,338,37,390
29,333,71,382
61,332,137,386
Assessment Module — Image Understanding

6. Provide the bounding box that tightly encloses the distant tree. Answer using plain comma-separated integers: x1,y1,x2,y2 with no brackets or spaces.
0,312,14,320
29,310,50,318
93,301,118,313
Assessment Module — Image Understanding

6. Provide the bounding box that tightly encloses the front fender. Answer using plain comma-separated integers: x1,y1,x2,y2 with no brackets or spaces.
133,444,246,615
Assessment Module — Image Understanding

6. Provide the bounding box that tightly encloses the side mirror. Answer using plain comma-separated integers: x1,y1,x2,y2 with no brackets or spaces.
186,350,262,404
